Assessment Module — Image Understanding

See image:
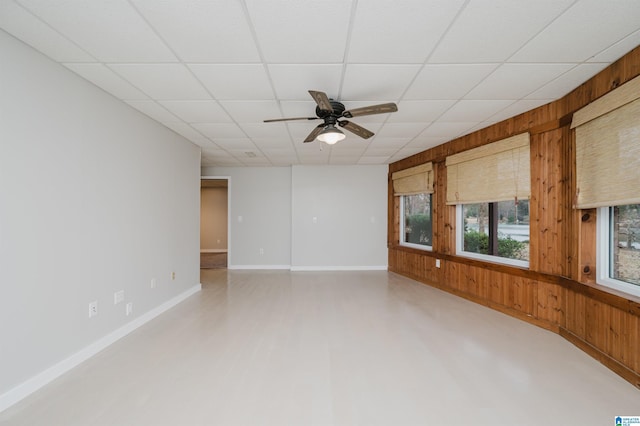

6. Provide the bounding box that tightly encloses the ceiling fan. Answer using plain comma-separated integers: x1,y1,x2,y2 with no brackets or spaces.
264,90,398,144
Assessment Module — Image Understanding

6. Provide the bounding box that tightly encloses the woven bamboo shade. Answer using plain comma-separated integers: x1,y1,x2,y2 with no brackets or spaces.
574,97,640,208
445,133,530,205
392,163,433,195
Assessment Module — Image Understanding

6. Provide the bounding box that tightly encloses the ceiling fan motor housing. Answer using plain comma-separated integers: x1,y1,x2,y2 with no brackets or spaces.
316,100,345,124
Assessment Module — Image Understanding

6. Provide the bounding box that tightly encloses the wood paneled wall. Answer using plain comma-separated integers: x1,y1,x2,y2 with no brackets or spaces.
388,45,640,390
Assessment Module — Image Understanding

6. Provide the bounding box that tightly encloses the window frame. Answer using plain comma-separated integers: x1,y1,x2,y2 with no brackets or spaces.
399,193,433,252
456,203,529,269
596,206,640,298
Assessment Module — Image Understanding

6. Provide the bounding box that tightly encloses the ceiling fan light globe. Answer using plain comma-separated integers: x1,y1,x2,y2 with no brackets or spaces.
316,125,345,145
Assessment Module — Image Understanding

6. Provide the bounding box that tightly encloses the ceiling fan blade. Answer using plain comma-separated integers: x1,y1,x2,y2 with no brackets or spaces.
342,102,398,118
308,90,334,112
338,120,374,139
264,116,319,123
304,124,325,143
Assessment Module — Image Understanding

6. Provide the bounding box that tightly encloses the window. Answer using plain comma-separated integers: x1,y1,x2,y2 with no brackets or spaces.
598,204,640,296
400,193,432,250
392,163,434,250
457,200,530,267
445,132,531,268
573,75,640,297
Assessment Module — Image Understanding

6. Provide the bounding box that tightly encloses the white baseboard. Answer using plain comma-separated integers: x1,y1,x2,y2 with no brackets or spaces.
290,265,388,271
0,284,202,413
228,265,291,270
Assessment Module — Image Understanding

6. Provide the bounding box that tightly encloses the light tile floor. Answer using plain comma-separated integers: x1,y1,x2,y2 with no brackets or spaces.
1,270,639,425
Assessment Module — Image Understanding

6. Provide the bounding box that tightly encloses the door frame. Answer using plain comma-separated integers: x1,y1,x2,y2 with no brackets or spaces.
200,175,231,266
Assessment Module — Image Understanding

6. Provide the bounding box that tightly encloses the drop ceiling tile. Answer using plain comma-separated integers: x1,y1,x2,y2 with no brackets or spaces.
388,100,456,123
18,0,176,62
264,154,298,163
367,137,412,148
510,1,640,63
131,0,259,62
404,137,450,151
268,65,343,100
330,156,363,165
485,99,552,124
227,149,263,158
240,157,273,166
162,122,206,141
341,65,421,101
262,148,298,157
390,147,426,162
296,143,330,155
280,101,320,119
525,64,610,100
438,100,514,122
364,147,399,156
374,123,428,139
420,122,477,139
271,159,299,166
0,0,94,61
358,156,390,165
189,138,220,149
299,157,330,165
245,0,352,63
404,64,499,100
464,63,575,100
240,123,290,139
430,0,574,63
588,29,640,63
201,148,232,158
348,0,464,63
159,100,231,123
64,63,148,99
210,139,256,150
109,64,211,100
329,144,367,155
220,101,280,123
191,123,246,139
252,138,295,150
205,157,243,166
125,101,181,123
188,64,273,100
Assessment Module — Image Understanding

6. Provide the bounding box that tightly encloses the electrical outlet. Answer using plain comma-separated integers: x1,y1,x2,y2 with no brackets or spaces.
150,278,157,289
171,271,176,280
259,248,264,255
114,290,124,305
435,259,441,268
125,302,133,316
88,301,98,318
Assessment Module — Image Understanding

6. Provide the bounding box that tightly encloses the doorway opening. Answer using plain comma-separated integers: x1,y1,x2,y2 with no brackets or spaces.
200,178,228,269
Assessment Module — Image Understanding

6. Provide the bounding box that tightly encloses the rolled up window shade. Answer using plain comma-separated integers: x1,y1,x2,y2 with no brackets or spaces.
445,133,530,205
392,163,433,195
573,95,640,208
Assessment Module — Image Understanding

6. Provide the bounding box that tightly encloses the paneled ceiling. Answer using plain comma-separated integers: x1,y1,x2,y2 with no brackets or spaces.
2,0,640,167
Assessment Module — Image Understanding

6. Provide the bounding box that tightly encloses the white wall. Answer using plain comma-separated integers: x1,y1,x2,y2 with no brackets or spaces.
202,167,292,268
291,165,388,269
0,32,201,404
202,165,388,270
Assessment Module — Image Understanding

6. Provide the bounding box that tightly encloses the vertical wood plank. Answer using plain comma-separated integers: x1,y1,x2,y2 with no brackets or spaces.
579,209,597,285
